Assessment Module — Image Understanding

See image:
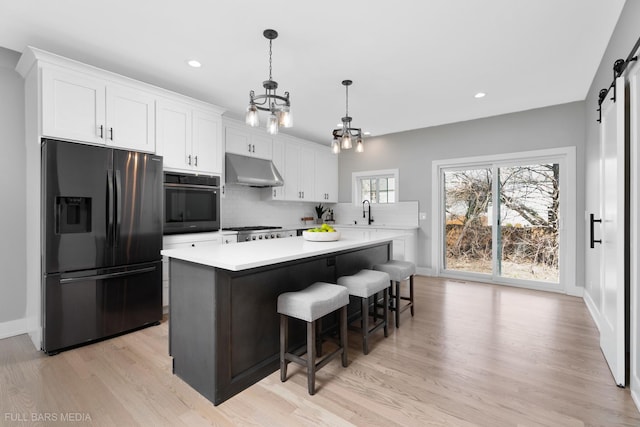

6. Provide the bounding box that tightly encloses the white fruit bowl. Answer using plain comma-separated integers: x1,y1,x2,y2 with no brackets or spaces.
302,230,341,242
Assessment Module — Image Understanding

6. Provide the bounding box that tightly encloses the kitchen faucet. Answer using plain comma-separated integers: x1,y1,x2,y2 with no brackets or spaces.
362,200,373,225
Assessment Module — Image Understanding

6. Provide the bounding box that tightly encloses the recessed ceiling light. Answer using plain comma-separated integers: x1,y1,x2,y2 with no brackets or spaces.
364,131,371,136
187,60,202,68
474,92,486,98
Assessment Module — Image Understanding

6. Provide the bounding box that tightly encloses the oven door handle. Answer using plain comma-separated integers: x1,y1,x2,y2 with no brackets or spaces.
164,183,220,190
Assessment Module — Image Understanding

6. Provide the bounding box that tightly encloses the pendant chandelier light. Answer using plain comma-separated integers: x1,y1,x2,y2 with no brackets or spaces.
245,29,292,135
331,80,363,154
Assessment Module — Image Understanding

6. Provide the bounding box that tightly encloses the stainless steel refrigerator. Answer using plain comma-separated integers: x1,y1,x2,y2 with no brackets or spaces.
42,139,163,354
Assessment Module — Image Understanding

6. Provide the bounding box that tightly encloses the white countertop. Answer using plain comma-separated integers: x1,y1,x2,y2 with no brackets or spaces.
332,224,418,230
161,230,398,271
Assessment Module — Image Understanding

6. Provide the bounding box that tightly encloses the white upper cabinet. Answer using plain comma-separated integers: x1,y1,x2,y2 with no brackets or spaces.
269,138,286,200
42,66,106,145
262,135,336,203
18,47,226,161
42,66,155,152
283,142,301,200
225,124,273,160
157,100,222,175
157,100,191,170
282,139,315,201
193,108,223,175
315,150,338,203
105,84,156,152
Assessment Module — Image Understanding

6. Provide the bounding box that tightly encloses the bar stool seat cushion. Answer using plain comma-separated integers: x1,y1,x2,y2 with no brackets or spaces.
337,269,390,298
373,260,416,282
278,282,349,323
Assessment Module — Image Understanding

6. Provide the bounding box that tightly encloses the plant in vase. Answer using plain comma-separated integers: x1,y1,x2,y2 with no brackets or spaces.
314,204,327,224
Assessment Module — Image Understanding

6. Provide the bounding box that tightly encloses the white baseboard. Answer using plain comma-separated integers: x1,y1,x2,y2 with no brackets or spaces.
0,317,28,340
632,387,640,415
566,285,584,297
416,267,433,276
583,290,601,332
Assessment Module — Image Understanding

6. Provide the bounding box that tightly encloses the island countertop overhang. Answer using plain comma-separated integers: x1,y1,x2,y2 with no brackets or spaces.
161,230,400,271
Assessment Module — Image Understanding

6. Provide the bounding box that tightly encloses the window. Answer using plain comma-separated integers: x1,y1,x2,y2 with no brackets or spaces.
352,169,398,204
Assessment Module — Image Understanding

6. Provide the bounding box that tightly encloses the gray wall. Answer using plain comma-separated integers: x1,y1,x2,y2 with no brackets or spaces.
0,47,26,323
338,101,586,284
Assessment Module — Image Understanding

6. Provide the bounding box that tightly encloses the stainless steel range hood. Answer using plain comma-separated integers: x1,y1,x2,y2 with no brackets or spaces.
225,153,284,187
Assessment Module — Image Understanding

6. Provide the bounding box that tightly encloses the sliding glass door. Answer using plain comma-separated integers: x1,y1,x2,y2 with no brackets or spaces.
444,167,493,275
442,159,561,287
497,163,559,283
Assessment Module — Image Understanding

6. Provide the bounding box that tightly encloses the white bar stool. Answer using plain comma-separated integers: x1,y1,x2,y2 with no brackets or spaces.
277,282,349,395
337,269,391,354
373,260,415,327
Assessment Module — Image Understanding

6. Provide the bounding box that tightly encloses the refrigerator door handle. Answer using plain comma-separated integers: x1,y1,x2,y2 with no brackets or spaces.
107,169,114,247
59,266,157,284
115,169,122,247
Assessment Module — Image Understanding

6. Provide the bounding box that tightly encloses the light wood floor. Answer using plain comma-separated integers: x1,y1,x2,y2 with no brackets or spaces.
2,276,639,426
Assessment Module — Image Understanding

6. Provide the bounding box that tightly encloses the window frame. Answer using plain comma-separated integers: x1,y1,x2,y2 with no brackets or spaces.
352,169,399,205
431,147,577,295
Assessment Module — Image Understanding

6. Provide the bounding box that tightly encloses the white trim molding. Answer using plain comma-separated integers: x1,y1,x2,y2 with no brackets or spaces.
0,317,28,340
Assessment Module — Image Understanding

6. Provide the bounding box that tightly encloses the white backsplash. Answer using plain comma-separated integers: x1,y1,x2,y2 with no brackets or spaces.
331,201,419,227
220,186,419,228
221,185,324,227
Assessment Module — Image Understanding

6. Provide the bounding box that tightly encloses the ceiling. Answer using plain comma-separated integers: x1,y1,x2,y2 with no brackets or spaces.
0,0,626,144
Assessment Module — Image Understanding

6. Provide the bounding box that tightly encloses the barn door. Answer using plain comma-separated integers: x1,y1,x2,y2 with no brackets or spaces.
597,76,626,387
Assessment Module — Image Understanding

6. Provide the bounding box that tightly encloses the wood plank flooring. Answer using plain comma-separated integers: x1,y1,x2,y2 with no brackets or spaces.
1,276,639,426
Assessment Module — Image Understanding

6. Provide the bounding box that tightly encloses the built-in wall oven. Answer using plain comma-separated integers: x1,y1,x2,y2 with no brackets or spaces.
164,172,220,235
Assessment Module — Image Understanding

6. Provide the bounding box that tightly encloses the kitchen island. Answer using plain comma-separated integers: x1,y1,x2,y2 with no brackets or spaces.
161,231,395,405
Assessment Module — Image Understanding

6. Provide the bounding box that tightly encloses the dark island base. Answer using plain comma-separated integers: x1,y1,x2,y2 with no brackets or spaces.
168,241,391,405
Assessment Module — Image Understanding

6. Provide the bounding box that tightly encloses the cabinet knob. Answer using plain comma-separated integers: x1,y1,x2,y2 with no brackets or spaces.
194,155,198,167
98,125,104,139
109,127,114,140
248,143,252,153
188,154,192,165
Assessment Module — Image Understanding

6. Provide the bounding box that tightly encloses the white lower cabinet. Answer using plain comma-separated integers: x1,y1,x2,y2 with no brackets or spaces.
333,227,418,263
162,233,223,308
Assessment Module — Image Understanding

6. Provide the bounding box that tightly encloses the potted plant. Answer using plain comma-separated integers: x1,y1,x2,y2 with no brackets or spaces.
314,204,327,224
